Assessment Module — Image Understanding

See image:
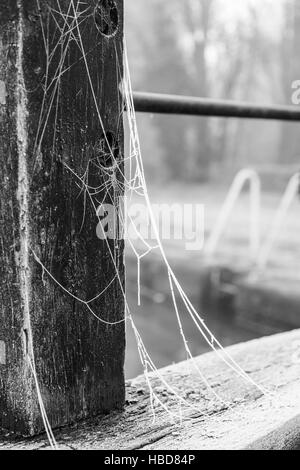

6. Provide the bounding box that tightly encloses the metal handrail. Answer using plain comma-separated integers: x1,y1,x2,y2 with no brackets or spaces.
131,91,300,268
256,173,300,270
205,169,261,260
133,91,300,121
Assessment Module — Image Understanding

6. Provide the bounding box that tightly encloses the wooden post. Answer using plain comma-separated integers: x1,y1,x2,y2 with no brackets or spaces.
0,0,125,436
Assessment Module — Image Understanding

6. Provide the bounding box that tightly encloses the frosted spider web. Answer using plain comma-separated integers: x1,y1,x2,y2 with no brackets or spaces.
22,0,278,450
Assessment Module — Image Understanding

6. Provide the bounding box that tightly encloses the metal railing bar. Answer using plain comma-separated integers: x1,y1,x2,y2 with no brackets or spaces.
255,172,300,270
204,169,261,261
132,91,300,121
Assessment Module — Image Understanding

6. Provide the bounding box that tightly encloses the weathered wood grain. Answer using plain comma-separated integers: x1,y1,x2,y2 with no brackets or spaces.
0,330,299,449
0,0,125,435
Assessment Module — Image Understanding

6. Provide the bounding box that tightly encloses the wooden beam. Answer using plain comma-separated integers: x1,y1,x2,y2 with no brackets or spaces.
1,329,299,449
0,0,125,435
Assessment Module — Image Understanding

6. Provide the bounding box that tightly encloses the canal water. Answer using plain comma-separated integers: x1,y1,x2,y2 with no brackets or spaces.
125,288,262,379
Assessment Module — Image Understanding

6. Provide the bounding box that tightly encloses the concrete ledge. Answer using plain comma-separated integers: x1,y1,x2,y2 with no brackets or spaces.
1,329,300,450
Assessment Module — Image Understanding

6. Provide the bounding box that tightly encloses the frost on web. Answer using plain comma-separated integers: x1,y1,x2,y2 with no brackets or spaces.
24,0,274,448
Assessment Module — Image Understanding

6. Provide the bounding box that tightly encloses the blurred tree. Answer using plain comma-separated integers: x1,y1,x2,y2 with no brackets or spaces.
126,0,190,180
126,0,292,184
180,0,213,181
